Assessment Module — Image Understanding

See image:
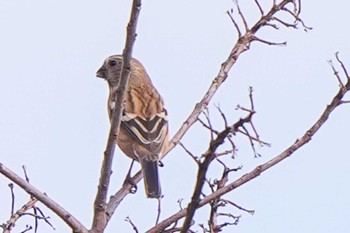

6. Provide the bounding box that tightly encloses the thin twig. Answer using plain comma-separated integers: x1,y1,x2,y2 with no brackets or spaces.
254,0,264,15
202,109,217,140
33,206,39,233
125,217,139,233
252,36,287,46
156,198,162,225
214,104,228,128
282,7,312,31
20,225,32,233
22,166,30,183
216,212,240,227
180,108,255,233
198,118,219,136
8,183,15,216
241,125,260,157
335,52,350,80
340,100,350,104
224,200,255,215
272,16,298,29
0,164,86,232
146,57,350,233
214,150,234,157
328,60,344,87
179,142,199,164
234,0,249,32
3,198,38,233
237,129,270,146
35,207,55,230
226,10,242,38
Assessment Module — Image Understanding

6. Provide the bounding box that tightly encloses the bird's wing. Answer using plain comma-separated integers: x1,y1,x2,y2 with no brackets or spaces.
121,110,168,158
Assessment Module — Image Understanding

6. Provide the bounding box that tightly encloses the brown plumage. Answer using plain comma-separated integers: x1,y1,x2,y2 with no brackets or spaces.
96,55,169,198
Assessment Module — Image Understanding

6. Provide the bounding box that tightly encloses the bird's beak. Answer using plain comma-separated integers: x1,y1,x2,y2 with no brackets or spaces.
96,66,107,79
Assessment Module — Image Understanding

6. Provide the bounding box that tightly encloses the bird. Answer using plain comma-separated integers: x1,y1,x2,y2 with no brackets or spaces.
96,55,169,198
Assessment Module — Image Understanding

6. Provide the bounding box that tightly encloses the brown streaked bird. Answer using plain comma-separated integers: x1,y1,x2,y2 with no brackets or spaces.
96,55,169,198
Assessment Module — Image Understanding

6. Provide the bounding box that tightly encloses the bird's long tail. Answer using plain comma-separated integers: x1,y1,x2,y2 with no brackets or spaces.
140,158,161,198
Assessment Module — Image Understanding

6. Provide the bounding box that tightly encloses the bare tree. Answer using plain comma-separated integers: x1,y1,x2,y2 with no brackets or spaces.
1,0,349,232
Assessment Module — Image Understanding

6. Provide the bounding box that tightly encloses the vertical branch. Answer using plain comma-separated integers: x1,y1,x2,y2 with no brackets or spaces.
9,183,15,216
91,0,142,232
107,0,301,218
181,113,254,233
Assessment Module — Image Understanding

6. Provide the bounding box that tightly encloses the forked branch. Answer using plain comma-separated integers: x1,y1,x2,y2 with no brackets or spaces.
109,0,307,213
146,54,350,233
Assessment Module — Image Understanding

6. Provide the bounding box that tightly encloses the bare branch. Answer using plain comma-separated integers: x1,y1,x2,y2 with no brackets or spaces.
111,0,305,219
340,100,350,104
33,206,39,233
179,142,199,164
3,198,37,233
147,56,350,233
180,108,255,233
92,0,142,231
214,150,234,157
216,212,240,227
8,183,15,216
237,129,270,146
241,125,260,157
328,59,344,87
223,200,255,215
234,0,249,32
272,16,297,28
20,225,32,233
156,199,162,225
202,109,217,140
125,217,139,233
22,166,30,183
252,36,287,46
296,0,302,15
0,164,87,233
254,0,264,15
226,10,242,38
282,7,312,31
265,22,279,30
35,207,55,230
20,212,49,220
198,118,219,137
214,104,228,129
335,52,350,80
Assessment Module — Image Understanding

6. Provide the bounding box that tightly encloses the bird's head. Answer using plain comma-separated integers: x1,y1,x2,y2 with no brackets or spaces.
96,55,124,86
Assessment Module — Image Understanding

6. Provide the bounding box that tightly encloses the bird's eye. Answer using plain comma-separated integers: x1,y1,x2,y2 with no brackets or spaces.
109,60,117,67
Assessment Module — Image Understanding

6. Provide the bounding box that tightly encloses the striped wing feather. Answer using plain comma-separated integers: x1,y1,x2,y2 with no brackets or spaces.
121,110,168,156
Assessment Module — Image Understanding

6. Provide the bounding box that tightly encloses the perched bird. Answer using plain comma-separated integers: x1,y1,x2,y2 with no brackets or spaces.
96,55,169,198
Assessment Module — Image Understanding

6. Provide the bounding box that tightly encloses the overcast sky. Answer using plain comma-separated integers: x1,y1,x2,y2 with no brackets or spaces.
1,0,349,232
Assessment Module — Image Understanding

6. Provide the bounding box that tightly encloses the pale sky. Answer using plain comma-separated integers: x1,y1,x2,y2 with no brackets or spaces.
0,0,349,232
